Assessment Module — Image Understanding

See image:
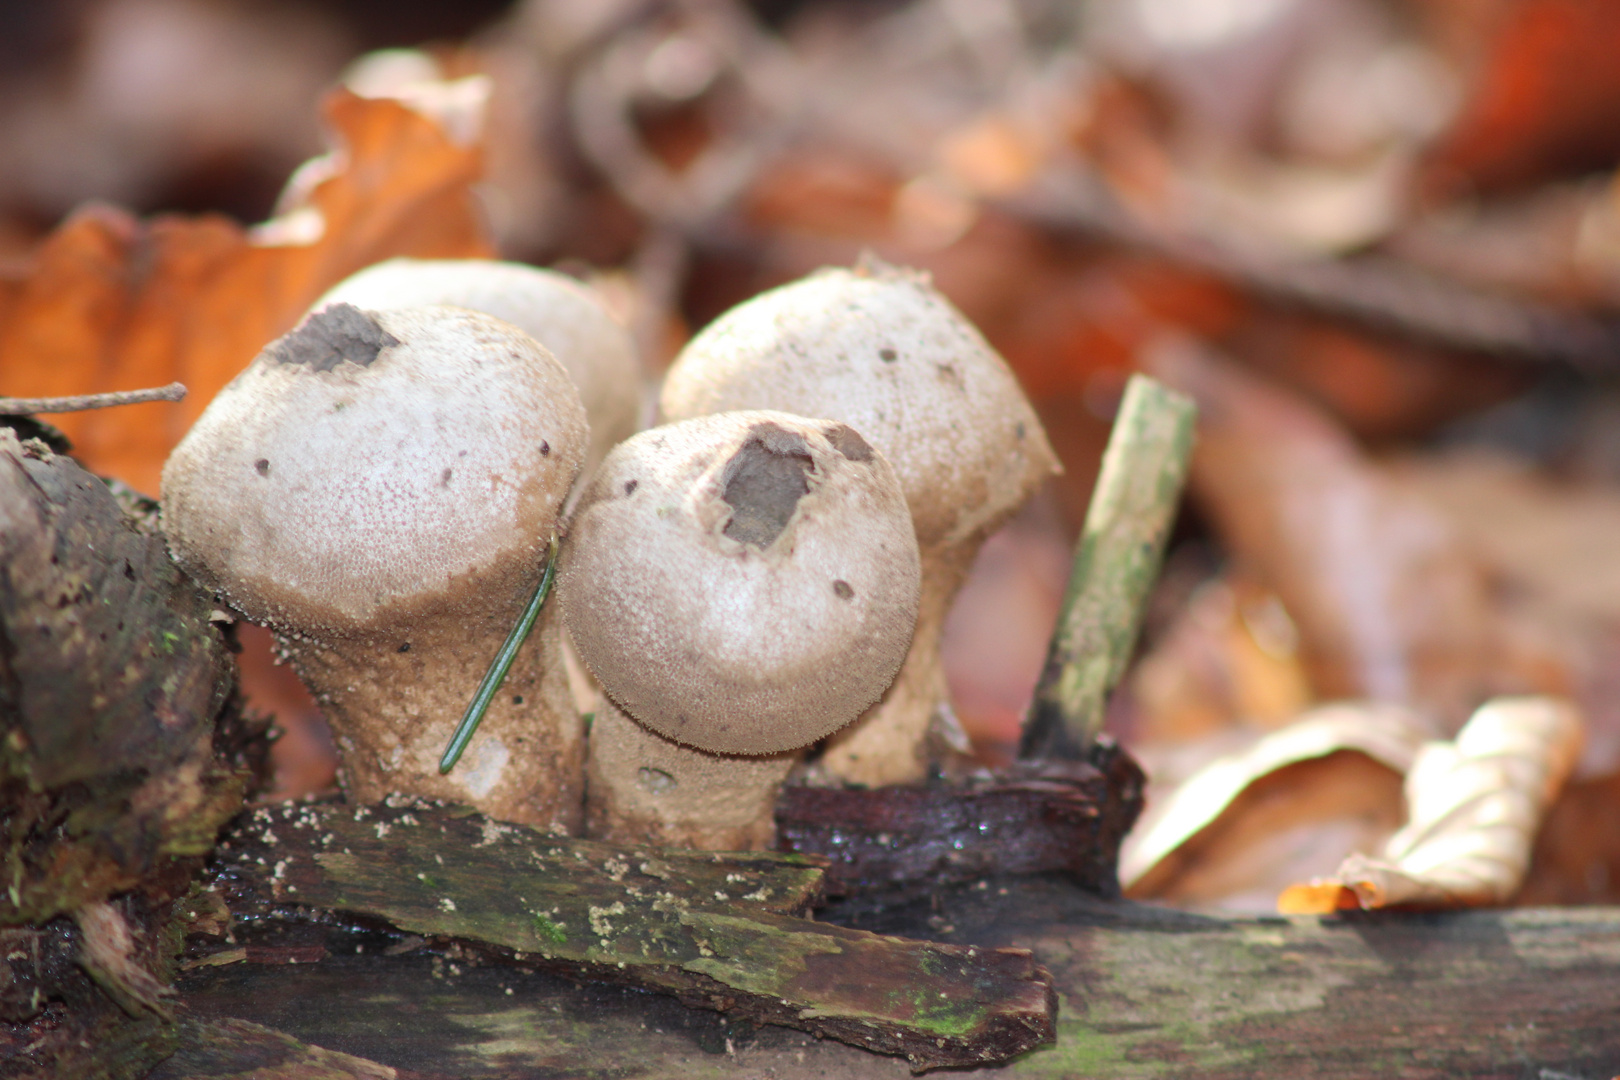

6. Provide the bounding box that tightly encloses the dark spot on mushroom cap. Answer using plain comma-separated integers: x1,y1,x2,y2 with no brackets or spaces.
441,467,453,486
254,458,270,476
540,440,551,457
624,479,638,496
823,423,873,462
879,348,897,362
721,422,813,549
398,642,411,653
512,694,524,705
833,579,854,599
268,303,399,371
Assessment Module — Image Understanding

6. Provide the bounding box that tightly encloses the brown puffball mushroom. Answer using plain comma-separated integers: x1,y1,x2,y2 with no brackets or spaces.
559,410,921,848
313,258,640,485
161,303,588,831
660,260,1059,786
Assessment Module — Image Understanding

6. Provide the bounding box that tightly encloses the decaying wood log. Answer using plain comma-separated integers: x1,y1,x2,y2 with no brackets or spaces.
177,869,1620,1079
207,799,1058,1071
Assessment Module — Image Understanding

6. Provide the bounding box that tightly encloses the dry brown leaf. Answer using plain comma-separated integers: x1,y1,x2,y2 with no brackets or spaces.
1147,335,1499,732
1130,571,1314,744
0,87,494,495
1279,696,1584,913
1121,701,1428,905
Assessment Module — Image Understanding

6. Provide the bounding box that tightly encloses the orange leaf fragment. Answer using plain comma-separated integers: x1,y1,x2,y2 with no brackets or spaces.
0,87,494,495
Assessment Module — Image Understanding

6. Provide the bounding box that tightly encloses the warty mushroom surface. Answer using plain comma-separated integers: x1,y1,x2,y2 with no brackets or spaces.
313,257,640,486
659,260,1059,786
161,302,588,831
559,410,921,848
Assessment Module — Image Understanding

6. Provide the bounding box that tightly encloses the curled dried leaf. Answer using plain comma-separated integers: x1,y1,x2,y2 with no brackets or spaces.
1279,696,1584,913
1121,701,1428,894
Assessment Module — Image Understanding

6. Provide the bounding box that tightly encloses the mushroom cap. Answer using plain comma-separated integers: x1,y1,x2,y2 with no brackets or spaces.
659,261,1059,549
559,410,921,756
314,258,639,474
161,303,587,634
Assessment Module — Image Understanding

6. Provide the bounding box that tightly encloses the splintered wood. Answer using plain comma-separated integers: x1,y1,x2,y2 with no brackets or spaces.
1279,696,1583,913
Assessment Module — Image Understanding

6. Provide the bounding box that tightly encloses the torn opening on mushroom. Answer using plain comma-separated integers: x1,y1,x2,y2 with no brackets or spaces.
720,422,813,549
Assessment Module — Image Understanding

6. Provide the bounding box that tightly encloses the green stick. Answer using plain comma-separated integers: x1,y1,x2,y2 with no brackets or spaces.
440,536,560,774
1019,374,1196,761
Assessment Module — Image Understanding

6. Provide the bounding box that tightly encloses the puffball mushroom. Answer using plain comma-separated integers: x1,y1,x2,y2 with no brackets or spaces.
313,258,640,484
660,260,1059,786
559,411,921,848
161,303,589,831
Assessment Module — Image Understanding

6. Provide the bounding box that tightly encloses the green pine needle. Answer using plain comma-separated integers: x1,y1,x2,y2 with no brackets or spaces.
439,535,560,774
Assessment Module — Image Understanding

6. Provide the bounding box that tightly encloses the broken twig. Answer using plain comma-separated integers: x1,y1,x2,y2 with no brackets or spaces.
1020,374,1196,761
0,382,187,415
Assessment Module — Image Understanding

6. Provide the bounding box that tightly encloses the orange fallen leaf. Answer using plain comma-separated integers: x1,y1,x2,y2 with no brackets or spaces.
1279,696,1583,913
0,86,494,496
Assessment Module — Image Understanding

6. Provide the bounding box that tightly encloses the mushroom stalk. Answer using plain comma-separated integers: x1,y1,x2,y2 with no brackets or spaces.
291,581,581,828
585,695,796,849
819,542,975,786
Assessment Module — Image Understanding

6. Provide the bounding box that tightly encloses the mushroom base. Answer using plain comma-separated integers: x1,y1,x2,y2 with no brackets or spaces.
585,696,796,850
819,541,977,787
281,601,584,833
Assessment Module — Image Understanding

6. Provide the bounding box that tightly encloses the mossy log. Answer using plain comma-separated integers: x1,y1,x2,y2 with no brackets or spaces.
179,868,1620,1078
209,799,1057,1071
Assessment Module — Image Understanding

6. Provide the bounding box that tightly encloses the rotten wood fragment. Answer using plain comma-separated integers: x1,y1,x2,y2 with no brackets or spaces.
210,800,1057,1071
1,428,244,927
0,428,250,1079
776,750,1144,896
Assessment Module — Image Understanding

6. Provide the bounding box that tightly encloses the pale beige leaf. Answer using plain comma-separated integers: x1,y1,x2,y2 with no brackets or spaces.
1120,701,1429,889
1278,696,1583,913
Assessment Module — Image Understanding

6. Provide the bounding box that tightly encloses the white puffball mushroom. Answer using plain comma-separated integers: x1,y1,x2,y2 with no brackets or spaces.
313,258,640,483
161,303,589,831
660,259,1059,786
559,410,921,848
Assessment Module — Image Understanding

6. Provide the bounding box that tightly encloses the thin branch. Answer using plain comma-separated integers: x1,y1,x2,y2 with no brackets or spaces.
1020,374,1196,761
0,382,188,415
1009,171,1620,372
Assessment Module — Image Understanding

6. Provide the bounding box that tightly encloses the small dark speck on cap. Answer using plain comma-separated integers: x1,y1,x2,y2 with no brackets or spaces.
624,479,639,496
512,695,524,705
879,348,898,363
268,303,399,371
441,468,453,486
832,580,854,600
255,459,270,476
540,440,551,457
398,642,411,653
